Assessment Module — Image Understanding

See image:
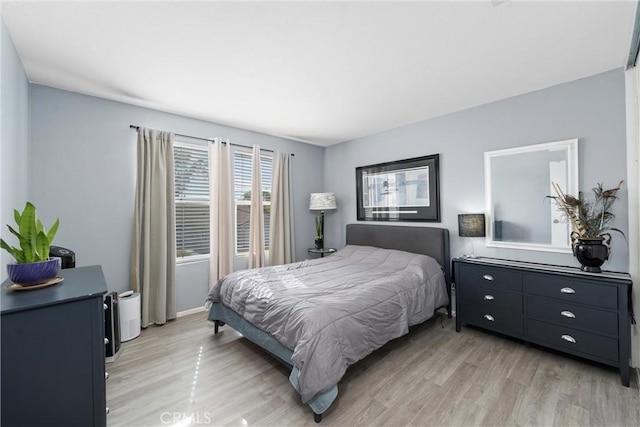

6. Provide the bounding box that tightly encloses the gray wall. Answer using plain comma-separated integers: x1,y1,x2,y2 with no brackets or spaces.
325,69,629,272
0,16,30,281
29,85,324,311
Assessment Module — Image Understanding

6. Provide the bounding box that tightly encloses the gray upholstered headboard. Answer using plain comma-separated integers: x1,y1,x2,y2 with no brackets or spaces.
345,223,450,285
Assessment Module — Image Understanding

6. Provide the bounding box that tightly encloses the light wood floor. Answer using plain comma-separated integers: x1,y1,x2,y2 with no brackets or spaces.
106,311,639,427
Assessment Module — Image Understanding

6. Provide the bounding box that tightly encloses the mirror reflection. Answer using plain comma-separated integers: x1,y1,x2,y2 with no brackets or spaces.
484,139,578,252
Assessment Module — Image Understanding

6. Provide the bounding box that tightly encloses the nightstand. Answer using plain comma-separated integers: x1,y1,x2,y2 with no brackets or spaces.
307,248,336,258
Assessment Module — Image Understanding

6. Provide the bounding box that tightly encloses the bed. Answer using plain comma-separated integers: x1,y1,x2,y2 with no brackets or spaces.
206,223,451,422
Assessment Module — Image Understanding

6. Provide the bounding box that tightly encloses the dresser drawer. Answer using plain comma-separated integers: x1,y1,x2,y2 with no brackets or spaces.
526,296,618,336
459,284,523,313
524,274,617,309
456,263,522,291
527,319,618,363
464,304,524,336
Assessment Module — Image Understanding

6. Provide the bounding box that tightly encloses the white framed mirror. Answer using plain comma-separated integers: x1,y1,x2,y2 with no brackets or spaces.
484,138,579,253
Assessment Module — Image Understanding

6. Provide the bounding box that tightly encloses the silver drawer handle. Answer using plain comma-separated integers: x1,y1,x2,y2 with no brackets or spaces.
104,303,108,310
484,314,495,321
560,287,575,294
484,295,495,301
561,334,576,344
105,372,110,380
106,407,110,415
561,310,576,318
483,275,494,281
104,338,109,345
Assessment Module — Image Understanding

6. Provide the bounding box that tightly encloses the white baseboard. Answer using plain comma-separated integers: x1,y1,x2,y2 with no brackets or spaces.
177,305,207,318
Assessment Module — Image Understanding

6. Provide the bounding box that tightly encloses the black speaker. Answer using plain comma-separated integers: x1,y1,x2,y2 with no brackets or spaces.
49,246,75,269
104,292,121,358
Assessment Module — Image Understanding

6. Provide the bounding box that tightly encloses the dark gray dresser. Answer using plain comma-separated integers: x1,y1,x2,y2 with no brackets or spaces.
453,257,633,386
1,265,108,426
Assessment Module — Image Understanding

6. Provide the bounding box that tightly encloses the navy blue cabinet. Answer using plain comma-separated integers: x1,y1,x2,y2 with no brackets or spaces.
453,257,632,386
1,265,108,427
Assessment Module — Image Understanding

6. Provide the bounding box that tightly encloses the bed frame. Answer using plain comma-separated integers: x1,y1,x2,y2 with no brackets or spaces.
208,224,451,422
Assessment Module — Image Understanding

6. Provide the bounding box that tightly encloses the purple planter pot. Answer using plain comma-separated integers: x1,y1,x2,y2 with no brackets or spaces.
7,258,61,285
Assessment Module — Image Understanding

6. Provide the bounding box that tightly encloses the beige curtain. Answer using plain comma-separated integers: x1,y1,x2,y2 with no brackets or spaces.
248,145,265,268
130,127,177,327
209,139,234,286
269,152,295,265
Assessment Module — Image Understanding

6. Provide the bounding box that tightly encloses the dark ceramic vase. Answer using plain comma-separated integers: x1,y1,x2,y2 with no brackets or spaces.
314,237,324,250
7,258,61,285
572,237,609,273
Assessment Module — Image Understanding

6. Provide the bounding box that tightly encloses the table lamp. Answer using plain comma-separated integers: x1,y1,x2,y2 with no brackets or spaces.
458,213,486,258
309,193,337,250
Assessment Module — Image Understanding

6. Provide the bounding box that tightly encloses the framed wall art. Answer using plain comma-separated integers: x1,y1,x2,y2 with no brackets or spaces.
356,154,440,222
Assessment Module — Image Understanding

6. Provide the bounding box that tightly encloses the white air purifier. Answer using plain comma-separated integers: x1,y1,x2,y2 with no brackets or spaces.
119,292,141,342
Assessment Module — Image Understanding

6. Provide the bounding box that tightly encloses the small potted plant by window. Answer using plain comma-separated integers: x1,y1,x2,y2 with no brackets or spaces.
0,202,60,285
549,181,625,272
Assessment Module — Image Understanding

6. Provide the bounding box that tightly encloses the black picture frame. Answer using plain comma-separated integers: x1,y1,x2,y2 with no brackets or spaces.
356,154,440,222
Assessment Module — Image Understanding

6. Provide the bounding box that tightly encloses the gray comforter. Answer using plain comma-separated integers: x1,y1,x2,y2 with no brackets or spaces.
206,245,448,402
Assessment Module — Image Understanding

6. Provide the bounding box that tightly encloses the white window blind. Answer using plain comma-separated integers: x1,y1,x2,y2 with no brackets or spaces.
174,142,210,261
233,151,272,254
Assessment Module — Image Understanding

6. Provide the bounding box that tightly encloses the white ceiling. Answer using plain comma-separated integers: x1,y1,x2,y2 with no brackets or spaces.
1,1,637,146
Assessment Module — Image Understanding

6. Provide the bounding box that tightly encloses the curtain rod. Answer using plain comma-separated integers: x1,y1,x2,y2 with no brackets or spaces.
129,125,293,156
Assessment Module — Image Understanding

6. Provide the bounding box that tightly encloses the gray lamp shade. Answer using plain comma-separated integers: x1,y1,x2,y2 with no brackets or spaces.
458,214,486,237
309,193,337,211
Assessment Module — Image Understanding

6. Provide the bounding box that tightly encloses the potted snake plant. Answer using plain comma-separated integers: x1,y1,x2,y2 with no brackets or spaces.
0,202,60,285
549,181,625,272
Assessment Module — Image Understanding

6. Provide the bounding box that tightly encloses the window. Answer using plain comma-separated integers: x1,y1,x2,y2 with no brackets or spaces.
174,142,210,261
233,151,272,254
